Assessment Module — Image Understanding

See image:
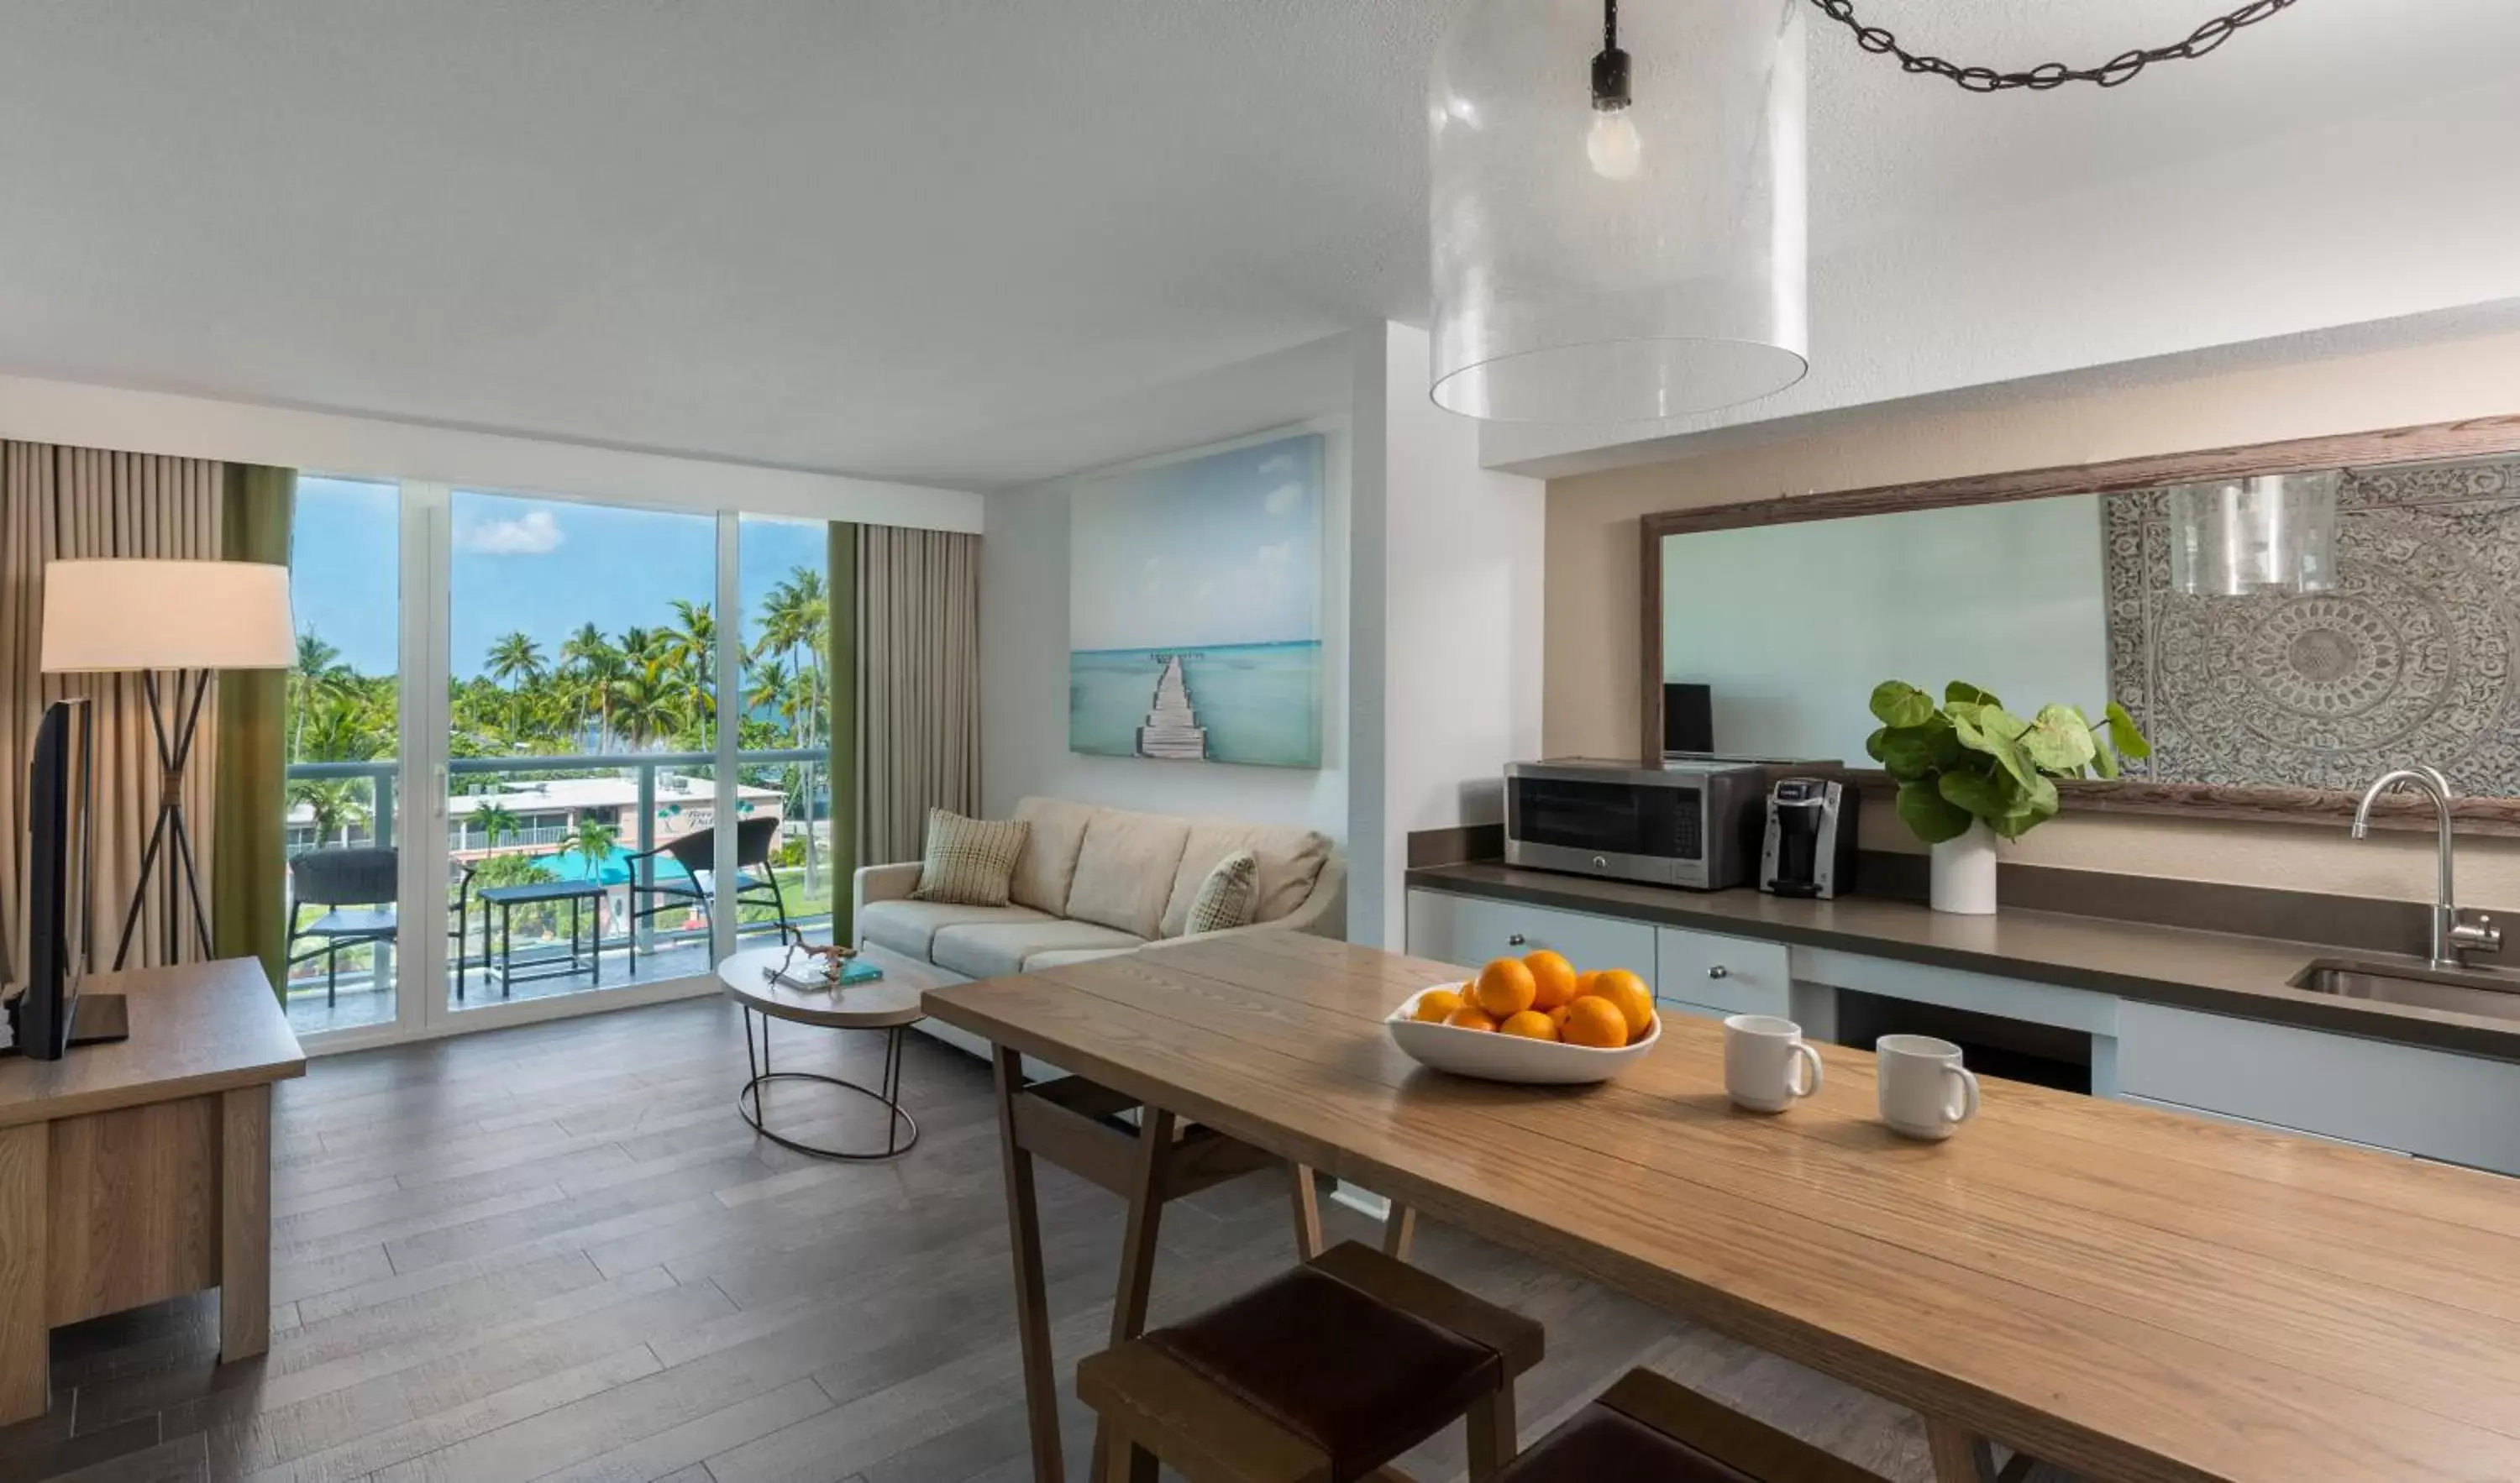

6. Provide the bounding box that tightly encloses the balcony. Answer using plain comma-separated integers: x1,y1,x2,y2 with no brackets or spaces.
284,747,833,1037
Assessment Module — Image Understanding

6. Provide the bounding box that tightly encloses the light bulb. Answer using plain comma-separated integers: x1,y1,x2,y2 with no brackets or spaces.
1587,108,1641,180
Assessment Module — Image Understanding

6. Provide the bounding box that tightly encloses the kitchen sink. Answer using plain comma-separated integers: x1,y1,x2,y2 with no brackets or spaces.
2290,957,2520,1022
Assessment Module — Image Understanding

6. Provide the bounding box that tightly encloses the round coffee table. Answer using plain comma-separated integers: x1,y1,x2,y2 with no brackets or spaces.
716,944,923,1161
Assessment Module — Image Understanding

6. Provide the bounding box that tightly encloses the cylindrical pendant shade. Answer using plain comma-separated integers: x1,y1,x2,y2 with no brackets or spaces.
2166,472,2343,598
1429,0,1809,422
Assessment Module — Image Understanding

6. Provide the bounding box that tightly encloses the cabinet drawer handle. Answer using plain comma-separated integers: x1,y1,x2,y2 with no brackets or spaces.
1708,965,1730,980
1508,933,1526,947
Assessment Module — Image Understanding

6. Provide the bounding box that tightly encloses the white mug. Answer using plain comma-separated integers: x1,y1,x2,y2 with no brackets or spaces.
1724,1014,1824,1114
1877,1035,1981,1140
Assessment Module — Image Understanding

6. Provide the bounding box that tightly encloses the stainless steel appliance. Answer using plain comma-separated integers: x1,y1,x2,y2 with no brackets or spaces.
1760,776,1856,899
1503,758,1765,890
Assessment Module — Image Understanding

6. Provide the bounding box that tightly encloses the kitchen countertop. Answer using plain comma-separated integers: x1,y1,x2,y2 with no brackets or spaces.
1405,861,2520,1062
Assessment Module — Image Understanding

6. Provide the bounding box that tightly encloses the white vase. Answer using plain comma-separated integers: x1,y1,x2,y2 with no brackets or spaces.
1929,823,1999,915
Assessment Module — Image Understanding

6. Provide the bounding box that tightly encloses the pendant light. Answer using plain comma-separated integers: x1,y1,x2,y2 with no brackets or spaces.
1427,0,2307,424
2166,471,2342,598
1428,0,1810,423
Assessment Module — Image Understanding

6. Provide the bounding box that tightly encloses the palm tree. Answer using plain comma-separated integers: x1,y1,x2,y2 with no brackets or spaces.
470,800,521,855
559,622,616,747
289,778,370,848
574,816,619,870
606,664,682,750
755,568,830,888
289,631,353,760
485,631,547,738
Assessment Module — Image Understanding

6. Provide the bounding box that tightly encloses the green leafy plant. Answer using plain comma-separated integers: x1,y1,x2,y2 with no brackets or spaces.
1866,680,2152,844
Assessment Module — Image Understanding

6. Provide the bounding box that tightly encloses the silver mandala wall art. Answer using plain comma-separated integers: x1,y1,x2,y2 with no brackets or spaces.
2107,455,2520,795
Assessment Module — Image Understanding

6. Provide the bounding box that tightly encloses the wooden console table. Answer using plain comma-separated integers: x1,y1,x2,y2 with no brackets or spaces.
0,958,305,1424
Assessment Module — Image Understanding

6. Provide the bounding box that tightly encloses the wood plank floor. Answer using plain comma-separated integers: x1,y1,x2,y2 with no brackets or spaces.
0,993,2089,1483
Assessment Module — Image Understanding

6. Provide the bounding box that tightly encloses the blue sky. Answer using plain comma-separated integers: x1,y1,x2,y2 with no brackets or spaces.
291,478,827,678
1068,432,1323,652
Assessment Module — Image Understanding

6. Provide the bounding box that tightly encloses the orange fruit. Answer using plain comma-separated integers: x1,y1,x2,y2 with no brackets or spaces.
1545,1004,1574,1035
1445,1004,1499,1032
1412,988,1463,1023
1473,958,1538,1019
1574,969,1603,1000
1499,1009,1560,1042
1560,996,1629,1049
1523,951,1578,1010
1584,969,1656,1039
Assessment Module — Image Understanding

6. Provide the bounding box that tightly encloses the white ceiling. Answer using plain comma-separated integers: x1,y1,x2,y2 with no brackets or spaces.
2,2,2515,492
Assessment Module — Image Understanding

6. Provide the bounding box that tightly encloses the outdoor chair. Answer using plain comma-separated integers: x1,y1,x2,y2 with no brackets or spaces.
286,846,399,1007
622,815,798,964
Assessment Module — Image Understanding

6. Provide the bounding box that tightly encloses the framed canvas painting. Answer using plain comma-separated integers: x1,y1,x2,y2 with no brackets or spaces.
1068,431,1325,768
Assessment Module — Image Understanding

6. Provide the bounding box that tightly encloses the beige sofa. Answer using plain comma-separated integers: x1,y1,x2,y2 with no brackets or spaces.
853,796,1345,1060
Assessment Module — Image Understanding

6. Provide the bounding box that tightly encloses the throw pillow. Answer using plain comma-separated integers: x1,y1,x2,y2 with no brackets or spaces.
1184,850,1260,935
910,809,1031,907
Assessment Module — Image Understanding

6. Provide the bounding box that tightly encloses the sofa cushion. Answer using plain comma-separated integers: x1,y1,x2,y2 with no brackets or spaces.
931,919,1147,981
910,809,1031,906
1010,796,1096,915
1185,851,1261,935
1160,821,1335,937
860,899,1049,962
1064,810,1193,939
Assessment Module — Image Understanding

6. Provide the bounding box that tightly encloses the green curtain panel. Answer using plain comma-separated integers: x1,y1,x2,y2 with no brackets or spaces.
214,464,295,995
827,522,860,942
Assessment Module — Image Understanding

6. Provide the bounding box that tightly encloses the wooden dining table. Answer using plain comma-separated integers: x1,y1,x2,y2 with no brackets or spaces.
921,929,2520,1483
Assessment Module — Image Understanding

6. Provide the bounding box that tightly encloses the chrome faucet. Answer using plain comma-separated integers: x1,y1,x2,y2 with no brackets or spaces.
2351,767,2502,970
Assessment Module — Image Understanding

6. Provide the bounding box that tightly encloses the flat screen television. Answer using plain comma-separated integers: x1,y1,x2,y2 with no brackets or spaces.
6,698,101,1061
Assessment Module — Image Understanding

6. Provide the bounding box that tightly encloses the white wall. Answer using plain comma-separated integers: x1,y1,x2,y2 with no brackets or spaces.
1482,71,2520,480
1349,322,1547,947
0,372,984,531
980,418,1352,838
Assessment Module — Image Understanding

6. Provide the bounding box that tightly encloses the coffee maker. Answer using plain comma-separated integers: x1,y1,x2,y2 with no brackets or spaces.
1760,778,1856,899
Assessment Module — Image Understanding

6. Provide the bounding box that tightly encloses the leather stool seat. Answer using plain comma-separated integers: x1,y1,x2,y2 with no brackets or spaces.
1079,1240,1545,1483
1147,1265,1502,1478
1498,1370,1889,1483
1495,1405,1760,1483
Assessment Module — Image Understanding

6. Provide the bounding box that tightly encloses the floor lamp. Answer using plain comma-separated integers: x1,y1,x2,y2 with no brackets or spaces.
41,559,296,969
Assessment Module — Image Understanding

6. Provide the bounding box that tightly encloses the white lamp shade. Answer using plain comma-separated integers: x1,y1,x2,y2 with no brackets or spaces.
40,559,297,673
1430,0,1809,422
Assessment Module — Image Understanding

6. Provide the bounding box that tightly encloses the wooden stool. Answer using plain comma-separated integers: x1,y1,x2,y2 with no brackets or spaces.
1077,1240,1545,1483
992,1060,1420,1482
1494,1369,1890,1483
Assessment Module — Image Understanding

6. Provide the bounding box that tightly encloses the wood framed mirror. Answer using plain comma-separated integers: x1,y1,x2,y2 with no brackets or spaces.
1638,413,2520,835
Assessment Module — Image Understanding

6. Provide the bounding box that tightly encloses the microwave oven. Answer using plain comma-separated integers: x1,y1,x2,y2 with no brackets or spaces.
1503,758,1767,891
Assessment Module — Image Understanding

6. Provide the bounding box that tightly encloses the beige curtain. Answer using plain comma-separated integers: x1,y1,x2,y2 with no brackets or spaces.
858,525,980,864
0,443,223,983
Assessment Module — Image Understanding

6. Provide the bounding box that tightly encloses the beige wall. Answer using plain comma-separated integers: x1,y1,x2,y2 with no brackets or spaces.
1544,329,2520,909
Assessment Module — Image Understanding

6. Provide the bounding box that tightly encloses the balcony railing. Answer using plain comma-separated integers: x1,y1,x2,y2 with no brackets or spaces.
285,747,832,1005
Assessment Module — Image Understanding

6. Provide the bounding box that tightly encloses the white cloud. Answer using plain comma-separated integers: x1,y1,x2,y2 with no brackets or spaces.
1255,541,1291,568
457,510,564,556
1196,579,1215,599
1262,482,1304,517
1144,555,1163,573
1259,453,1296,478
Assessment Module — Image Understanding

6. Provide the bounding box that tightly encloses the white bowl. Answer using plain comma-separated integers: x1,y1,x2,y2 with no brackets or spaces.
1383,983,1662,1086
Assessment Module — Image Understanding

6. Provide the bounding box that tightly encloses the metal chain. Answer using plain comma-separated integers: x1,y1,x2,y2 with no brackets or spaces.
1806,0,2303,92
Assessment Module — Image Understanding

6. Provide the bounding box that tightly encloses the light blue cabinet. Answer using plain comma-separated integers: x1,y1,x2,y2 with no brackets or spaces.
1404,885,2520,1177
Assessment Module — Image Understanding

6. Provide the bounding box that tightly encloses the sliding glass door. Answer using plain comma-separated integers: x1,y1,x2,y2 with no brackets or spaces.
444,489,722,1014
280,477,405,1037
278,482,835,1048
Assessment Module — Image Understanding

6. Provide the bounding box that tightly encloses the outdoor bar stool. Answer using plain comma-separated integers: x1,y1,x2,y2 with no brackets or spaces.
1492,1368,1890,1483
1076,1239,1544,1483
